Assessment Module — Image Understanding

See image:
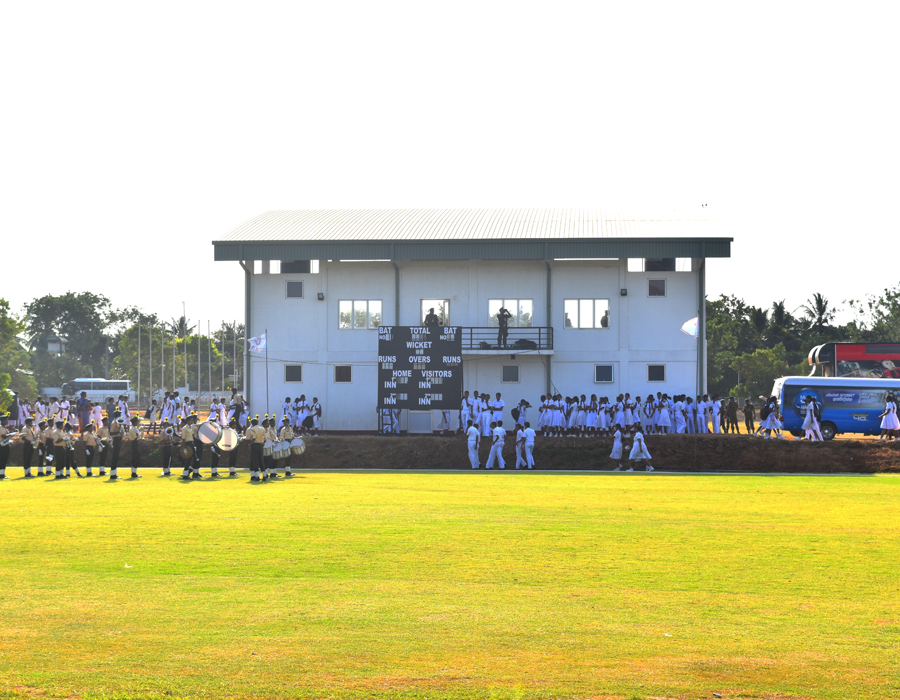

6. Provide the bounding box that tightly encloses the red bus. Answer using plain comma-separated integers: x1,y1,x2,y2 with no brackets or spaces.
808,343,900,379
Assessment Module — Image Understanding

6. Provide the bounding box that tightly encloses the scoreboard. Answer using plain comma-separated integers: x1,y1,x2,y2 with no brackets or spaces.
377,326,463,410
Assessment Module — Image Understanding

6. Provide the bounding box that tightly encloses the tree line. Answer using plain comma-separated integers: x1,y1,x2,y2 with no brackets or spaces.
0,292,244,409
3,284,900,411
707,284,900,399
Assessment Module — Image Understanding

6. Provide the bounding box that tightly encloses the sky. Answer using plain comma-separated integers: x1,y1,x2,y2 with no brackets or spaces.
3,1,898,331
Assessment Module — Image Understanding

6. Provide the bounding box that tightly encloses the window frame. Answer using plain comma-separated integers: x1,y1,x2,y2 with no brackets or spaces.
334,365,353,383
647,364,666,382
338,299,383,329
420,299,450,326
648,279,667,298
501,365,520,384
564,298,611,329
284,365,303,382
487,299,534,328
285,281,304,299
594,365,614,383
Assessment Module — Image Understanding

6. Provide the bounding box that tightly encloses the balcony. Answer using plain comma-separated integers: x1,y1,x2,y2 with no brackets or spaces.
460,327,553,353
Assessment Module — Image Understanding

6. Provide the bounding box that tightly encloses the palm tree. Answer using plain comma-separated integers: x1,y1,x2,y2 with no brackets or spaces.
801,293,835,331
167,316,196,337
749,307,769,335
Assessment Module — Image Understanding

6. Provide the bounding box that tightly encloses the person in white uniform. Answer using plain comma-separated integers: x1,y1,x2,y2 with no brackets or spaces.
465,419,480,469
878,394,900,440
492,393,504,424
460,391,471,433
523,422,536,468
801,395,824,441
515,423,527,469
609,427,624,471
485,421,506,469
627,430,654,472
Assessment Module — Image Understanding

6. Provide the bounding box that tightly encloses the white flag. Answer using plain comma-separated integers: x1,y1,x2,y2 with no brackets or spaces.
248,333,267,353
680,317,699,338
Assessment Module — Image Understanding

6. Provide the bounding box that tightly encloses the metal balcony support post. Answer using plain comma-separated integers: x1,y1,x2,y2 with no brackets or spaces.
391,245,400,326
544,247,553,394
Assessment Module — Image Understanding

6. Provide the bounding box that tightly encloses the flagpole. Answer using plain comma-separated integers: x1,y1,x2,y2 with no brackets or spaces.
265,328,269,418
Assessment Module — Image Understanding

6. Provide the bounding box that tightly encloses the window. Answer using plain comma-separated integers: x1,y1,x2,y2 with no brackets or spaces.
285,365,303,382
421,299,450,326
339,300,382,329
281,260,311,274
648,279,666,297
286,281,303,298
648,364,666,382
645,258,675,272
488,299,533,327
594,365,614,383
334,365,352,383
564,299,610,329
502,365,519,383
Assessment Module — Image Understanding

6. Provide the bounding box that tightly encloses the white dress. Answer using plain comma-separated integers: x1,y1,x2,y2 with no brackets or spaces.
801,403,819,430
880,401,900,430
609,430,623,459
656,400,671,428
613,402,625,427
629,433,652,460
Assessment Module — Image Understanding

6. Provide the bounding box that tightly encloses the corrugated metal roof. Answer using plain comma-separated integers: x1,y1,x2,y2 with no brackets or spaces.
216,209,724,243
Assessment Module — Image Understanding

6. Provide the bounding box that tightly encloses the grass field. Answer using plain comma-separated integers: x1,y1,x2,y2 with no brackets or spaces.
0,470,898,700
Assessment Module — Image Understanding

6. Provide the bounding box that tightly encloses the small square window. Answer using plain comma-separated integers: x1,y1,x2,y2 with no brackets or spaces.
594,365,613,383
648,364,666,382
286,281,304,298
648,279,667,297
502,366,519,383
334,365,352,383
285,365,303,382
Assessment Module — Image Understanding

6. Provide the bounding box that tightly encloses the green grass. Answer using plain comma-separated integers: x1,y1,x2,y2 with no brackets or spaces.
0,470,898,699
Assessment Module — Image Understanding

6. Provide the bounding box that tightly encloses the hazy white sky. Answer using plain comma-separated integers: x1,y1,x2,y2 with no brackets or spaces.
4,1,898,329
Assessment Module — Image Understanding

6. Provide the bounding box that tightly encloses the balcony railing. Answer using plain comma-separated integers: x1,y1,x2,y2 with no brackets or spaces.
460,326,553,351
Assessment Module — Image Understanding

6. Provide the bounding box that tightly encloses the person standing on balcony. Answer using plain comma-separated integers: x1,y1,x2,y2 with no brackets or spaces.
496,307,512,348
424,307,440,331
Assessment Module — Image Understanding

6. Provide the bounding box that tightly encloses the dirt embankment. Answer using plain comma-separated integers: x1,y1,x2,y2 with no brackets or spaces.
8,433,900,473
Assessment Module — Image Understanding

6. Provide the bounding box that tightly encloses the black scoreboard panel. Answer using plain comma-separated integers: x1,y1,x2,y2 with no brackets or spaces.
378,326,463,409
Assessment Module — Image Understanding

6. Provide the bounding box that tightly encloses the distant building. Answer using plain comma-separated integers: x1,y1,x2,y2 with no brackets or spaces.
213,209,731,431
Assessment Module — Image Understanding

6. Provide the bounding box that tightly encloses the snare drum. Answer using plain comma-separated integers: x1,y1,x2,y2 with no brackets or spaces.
197,421,222,445
263,439,275,457
290,437,305,455
217,427,240,451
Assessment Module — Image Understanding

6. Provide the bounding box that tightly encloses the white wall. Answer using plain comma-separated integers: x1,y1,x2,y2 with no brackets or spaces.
245,258,702,430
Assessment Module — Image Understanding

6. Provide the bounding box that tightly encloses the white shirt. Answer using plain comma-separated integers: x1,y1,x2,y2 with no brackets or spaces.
466,425,479,443
516,428,525,445
524,427,536,445
492,398,505,418
492,425,505,445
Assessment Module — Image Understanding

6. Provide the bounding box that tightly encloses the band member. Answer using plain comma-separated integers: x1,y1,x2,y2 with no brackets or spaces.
208,435,222,478
245,418,267,482
279,417,294,476
63,424,79,478
35,420,48,476
52,421,67,479
20,417,36,477
227,419,241,476
108,411,124,480
96,418,110,476
191,414,203,478
180,418,194,480
127,417,142,478
0,415,11,479
83,424,98,476
160,421,176,476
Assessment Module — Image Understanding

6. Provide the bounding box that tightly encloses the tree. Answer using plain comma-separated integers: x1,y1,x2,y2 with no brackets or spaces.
731,344,792,400
848,283,900,340
24,292,114,379
801,293,835,332
0,299,38,406
167,316,196,337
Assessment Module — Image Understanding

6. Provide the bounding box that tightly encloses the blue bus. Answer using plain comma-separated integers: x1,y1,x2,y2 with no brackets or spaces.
772,376,900,440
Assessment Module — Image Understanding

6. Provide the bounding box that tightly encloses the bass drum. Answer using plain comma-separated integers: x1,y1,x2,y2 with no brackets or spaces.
217,428,240,451
290,437,305,455
197,421,222,445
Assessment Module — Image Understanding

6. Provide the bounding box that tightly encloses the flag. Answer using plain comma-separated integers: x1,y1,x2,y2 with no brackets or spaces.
680,317,699,338
248,333,267,353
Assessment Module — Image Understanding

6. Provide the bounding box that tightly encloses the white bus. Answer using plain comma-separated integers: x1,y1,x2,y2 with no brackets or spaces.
61,378,136,403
